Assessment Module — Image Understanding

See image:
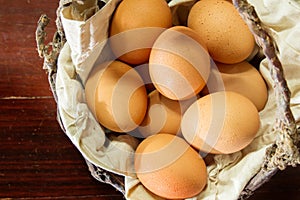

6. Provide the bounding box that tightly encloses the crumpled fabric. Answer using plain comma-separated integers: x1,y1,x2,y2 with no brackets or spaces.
55,0,300,199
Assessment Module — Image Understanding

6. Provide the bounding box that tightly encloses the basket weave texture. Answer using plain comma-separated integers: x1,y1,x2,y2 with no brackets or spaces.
36,0,300,199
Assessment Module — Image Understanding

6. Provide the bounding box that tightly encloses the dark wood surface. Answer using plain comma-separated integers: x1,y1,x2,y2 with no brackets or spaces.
0,0,299,199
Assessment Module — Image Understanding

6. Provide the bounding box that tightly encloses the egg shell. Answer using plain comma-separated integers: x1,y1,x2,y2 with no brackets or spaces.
109,0,172,65
181,91,260,154
149,26,211,100
85,61,148,132
202,61,268,111
187,0,255,64
135,133,207,199
138,90,195,137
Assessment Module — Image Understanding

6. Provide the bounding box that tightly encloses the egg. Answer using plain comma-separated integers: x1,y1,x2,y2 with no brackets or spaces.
109,0,172,65
202,61,268,111
149,26,210,100
85,60,148,132
181,91,260,154
138,90,194,137
135,133,207,199
187,0,255,64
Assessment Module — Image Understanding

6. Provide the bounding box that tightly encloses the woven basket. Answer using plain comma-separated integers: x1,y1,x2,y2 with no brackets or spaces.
36,0,300,199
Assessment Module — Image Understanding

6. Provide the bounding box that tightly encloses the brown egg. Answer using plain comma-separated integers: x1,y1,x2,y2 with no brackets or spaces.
138,90,194,137
109,0,172,65
187,0,255,64
135,133,207,199
85,61,148,132
149,26,211,100
202,61,268,111
181,91,260,154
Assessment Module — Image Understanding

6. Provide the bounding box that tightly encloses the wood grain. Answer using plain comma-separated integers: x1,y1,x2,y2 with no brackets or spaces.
0,0,299,199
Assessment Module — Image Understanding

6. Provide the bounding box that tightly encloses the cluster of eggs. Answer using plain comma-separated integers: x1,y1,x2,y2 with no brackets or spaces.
85,0,268,199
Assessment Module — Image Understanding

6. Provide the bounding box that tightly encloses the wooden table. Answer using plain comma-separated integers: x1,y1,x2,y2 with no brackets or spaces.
0,0,299,199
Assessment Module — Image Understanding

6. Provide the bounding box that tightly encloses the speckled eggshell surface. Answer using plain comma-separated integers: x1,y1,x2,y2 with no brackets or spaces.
202,61,268,111
181,91,260,154
109,0,172,65
149,26,210,100
138,90,183,137
187,0,255,64
85,61,148,133
134,133,207,199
